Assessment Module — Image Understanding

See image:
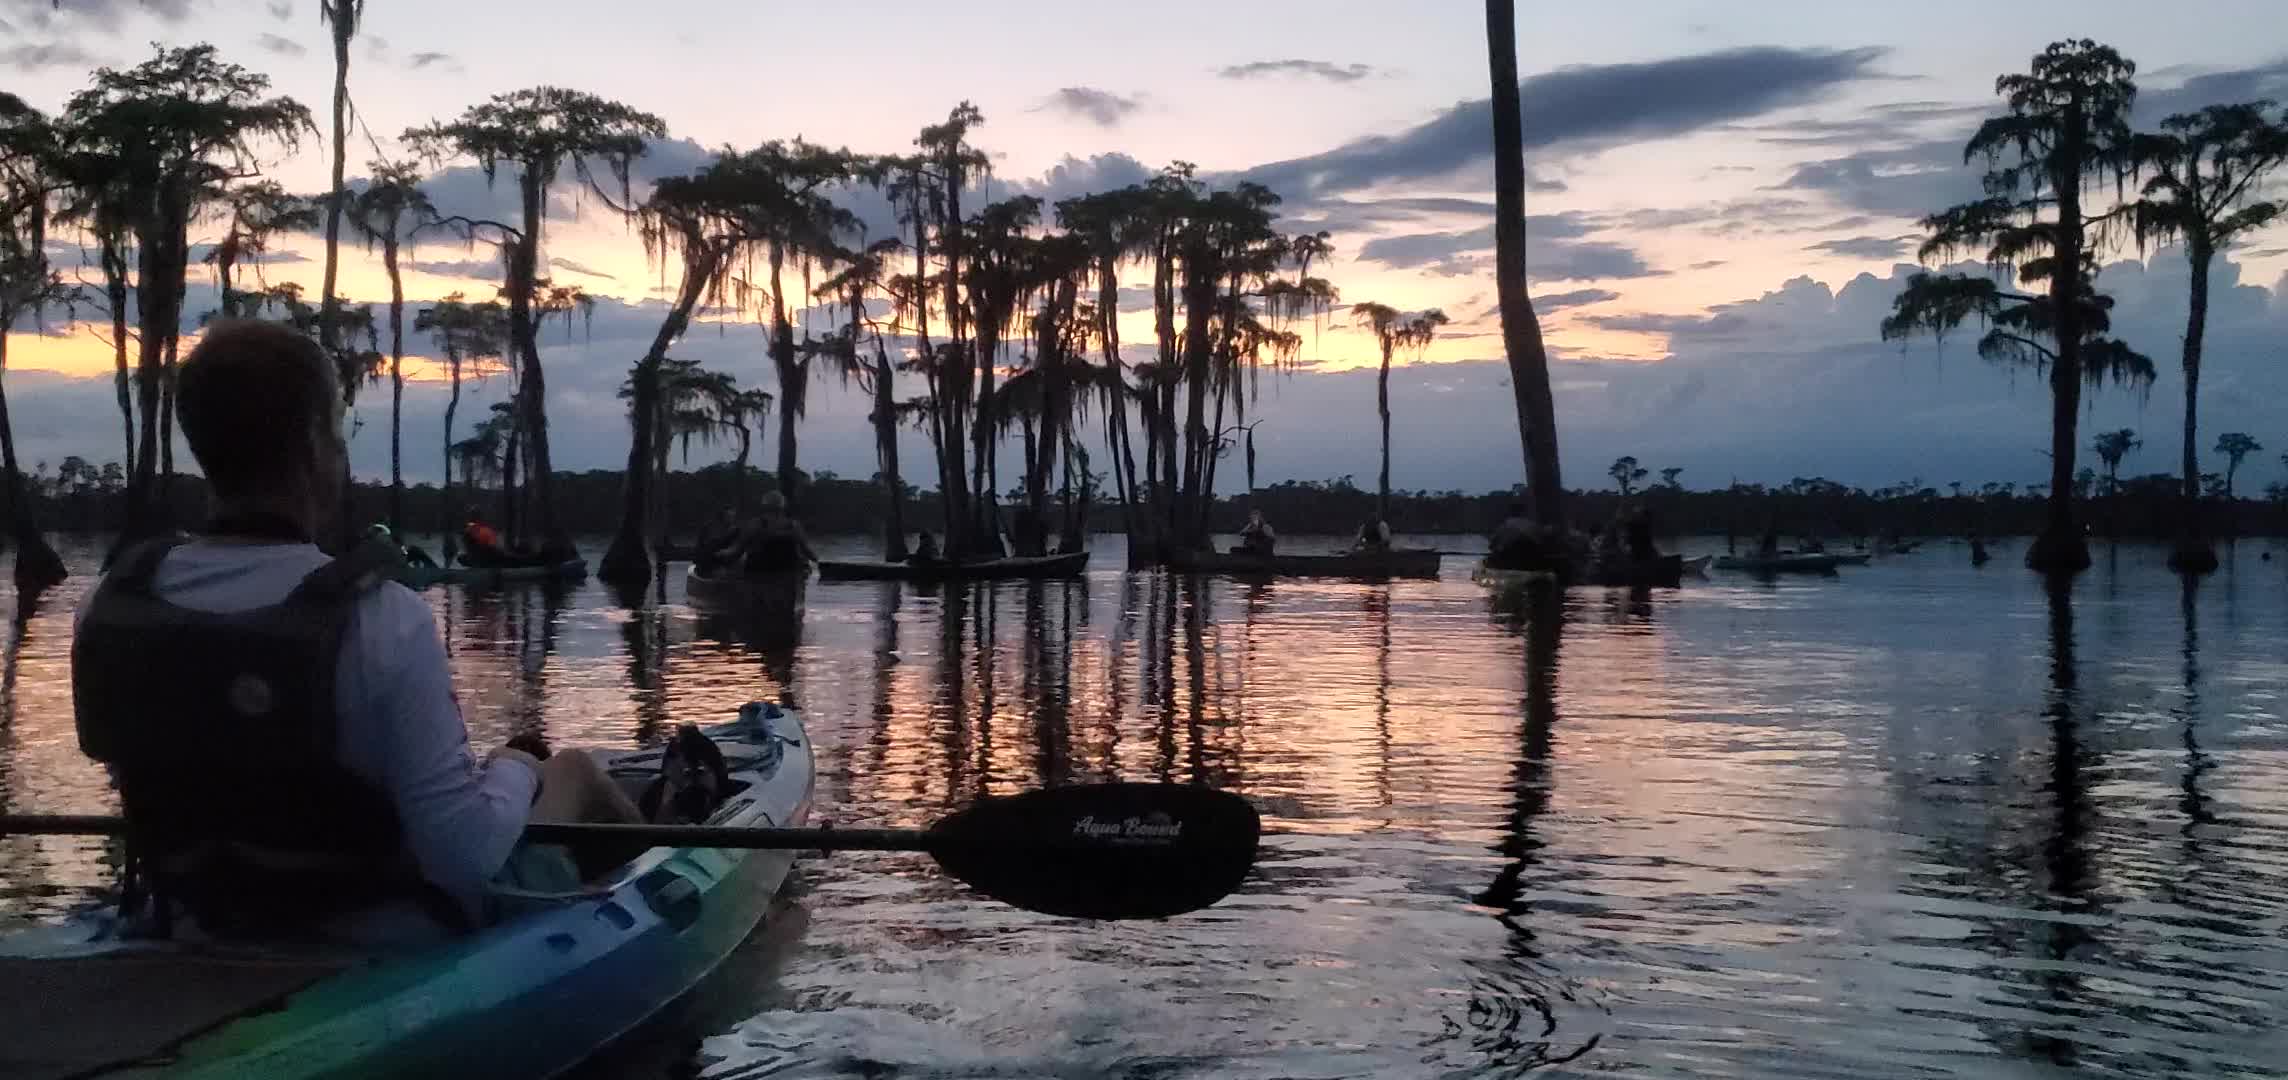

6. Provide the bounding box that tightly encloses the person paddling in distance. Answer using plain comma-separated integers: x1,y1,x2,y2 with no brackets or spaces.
735,490,818,575
1354,511,1393,553
71,319,643,945
1237,509,1277,556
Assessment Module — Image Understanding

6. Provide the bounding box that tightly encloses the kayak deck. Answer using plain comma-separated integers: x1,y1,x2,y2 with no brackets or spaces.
0,947,353,1080
2,703,812,1079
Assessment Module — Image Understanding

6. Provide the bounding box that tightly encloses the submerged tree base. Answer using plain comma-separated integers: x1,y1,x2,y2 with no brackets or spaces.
2025,529,2093,575
597,531,652,588
2167,535,2219,574
12,534,67,591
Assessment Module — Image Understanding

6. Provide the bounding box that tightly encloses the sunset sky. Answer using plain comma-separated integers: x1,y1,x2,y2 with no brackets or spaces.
5,0,2287,494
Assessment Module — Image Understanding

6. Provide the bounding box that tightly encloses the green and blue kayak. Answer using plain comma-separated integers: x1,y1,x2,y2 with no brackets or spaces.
0,703,812,1079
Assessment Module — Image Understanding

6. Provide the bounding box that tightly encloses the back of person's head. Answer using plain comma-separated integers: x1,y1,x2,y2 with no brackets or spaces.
177,320,341,501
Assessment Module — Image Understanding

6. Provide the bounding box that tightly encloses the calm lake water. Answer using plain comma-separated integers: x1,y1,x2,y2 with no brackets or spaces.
5,533,2288,1078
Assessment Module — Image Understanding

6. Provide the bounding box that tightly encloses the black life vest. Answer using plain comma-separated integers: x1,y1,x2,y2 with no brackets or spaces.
743,529,802,573
73,536,467,936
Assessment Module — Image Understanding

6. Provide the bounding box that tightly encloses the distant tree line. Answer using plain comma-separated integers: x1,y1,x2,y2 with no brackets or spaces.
12,460,2286,546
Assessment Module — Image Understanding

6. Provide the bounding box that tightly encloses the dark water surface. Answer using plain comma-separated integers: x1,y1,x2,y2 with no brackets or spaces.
5,534,2288,1078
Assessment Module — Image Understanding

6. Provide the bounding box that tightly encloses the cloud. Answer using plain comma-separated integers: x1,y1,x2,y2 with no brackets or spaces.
549,256,618,281
407,256,503,279
1216,59,1375,83
1354,212,1656,281
1356,213,1591,268
1244,46,1888,200
1775,61,2288,220
266,0,290,19
1584,311,1736,336
254,32,305,57
1038,87,1141,128
7,0,194,31
406,50,459,72
1010,152,1155,206
0,41,99,72
1805,234,1915,260
1772,137,1980,218
1536,288,1620,314
185,242,308,266
1603,196,1817,232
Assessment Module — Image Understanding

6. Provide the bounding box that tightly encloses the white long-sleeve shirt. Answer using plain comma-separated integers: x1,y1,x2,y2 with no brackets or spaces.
86,539,538,930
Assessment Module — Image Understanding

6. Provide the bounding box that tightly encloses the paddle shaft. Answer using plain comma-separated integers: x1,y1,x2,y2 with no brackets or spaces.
0,815,930,853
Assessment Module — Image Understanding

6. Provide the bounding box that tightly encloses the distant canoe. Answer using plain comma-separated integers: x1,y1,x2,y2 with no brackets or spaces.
685,564,810,602
1167,548,1441,580
1830,552,1873,566
396,558,587,589
1681,555,1712,576
1711,552,1841,574
1583,552,1685,587
1471,561,1555,590
815,551,1089,582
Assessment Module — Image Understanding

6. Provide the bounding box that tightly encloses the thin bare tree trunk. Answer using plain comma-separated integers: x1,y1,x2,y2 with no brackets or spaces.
0,332,65,587
385,236,405,532
602,244,718,585
869,329,908,561
2030,104,2092,574
1487,0,1565,536
106,251,134,480
319,10,351,356
442,351,461,563
2170,241,2216,572
510,174,556,538
1376,342,1392,519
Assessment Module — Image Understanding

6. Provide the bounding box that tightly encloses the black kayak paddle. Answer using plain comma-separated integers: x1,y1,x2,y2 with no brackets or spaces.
0,782,1261,921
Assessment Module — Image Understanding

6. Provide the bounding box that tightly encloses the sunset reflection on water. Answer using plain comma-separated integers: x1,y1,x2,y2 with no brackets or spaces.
5,534,2287,1077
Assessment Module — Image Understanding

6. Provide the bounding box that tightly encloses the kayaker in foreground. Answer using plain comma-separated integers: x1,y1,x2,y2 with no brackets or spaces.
72,319,642,945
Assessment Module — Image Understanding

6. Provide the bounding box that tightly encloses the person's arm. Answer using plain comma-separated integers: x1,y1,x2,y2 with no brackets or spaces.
338,588,539,905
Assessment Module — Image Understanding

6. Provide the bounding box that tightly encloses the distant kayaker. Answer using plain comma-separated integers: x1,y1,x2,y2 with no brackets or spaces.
1485,504,1546,570
738,491,817,575
1624,509,1660,562
369,523,437,569
909,530,943,566
1355,512,1393,553
462,517,503,556
1758,525,1782,559
70,319,644,943
1238,510,1277,556
694,508,740,573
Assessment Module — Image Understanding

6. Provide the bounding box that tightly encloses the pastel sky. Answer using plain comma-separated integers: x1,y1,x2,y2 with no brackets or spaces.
6,0,2288,495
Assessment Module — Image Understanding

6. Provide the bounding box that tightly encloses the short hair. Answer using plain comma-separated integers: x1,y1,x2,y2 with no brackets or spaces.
176,320,340,498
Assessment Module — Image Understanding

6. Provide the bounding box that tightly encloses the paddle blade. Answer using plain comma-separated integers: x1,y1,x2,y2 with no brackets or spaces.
928,783,1260,920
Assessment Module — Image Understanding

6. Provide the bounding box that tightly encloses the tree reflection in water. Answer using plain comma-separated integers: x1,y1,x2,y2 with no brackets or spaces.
1471,582,1596,1069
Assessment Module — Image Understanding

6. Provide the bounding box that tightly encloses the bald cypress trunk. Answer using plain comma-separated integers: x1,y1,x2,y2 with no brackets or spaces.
1486,0,1566,535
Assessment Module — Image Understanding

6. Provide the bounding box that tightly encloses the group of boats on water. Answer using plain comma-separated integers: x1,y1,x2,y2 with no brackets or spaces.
378,535,1927,597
